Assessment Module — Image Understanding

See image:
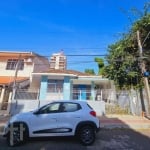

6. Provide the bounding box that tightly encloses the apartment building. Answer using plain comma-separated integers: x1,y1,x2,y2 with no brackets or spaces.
50,51,67,70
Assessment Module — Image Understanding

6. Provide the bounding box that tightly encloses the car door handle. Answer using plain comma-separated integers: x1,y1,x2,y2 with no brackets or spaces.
75,117,80,118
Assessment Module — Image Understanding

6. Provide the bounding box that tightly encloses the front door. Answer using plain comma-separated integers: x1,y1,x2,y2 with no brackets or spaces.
78,85,86,100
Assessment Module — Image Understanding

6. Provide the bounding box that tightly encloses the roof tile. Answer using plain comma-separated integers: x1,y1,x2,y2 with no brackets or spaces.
0,76,29,85
42,69,93,76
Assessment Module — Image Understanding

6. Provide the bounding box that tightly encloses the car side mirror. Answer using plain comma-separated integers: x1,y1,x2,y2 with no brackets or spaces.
33,110,40,115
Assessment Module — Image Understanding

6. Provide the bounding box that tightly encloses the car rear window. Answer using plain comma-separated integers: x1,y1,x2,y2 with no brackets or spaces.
62,102,81,112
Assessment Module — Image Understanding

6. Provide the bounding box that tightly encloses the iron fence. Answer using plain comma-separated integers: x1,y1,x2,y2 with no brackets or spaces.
14,89,39,100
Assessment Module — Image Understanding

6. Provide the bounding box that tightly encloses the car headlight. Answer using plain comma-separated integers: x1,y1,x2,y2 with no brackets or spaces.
3,115,18,136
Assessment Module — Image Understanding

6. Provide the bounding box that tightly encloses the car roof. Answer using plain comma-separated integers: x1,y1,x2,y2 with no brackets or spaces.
51,100,87,104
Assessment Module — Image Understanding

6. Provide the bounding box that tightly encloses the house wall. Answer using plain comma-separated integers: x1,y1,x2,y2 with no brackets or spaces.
91,81,95,100
29,75,41,91
10,100,39,115
29,57,50,91
39,76,48,100
0,59,33,77
63,76,71,100
39,76,78,101
33,57,49,73
0,55,49,78
10,99,105,116
46,93,63,100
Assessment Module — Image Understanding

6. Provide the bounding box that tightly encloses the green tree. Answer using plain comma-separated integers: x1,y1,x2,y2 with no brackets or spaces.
94,57,105,75
104,3,150,89
84,69,95,75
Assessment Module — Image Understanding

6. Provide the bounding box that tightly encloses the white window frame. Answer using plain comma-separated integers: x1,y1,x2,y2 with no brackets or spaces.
47,79,63,93
6,59,24,70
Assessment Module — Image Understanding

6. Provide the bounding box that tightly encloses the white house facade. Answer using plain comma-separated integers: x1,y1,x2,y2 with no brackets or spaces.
32,69,116,102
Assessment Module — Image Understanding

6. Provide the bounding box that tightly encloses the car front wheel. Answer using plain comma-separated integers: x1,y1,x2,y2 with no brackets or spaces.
6,123,28,147
79,125,95,145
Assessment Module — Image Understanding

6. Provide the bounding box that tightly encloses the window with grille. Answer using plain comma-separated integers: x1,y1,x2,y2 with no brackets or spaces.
6,59,24,70
47,79,63,93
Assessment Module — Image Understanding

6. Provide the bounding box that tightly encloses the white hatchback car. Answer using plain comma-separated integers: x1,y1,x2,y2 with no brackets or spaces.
3,100,100,146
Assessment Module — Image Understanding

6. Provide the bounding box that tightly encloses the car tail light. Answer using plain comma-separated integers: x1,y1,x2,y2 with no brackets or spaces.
90,111,96,117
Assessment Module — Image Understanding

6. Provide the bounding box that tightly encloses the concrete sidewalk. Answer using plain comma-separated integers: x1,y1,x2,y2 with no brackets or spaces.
0,114,150,135
99,115,150,130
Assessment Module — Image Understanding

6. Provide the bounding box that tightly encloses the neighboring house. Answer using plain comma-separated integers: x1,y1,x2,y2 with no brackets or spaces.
0,51,50,112
32,69,116,102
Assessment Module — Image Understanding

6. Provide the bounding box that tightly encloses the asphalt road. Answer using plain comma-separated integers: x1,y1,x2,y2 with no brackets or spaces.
0,129,150,150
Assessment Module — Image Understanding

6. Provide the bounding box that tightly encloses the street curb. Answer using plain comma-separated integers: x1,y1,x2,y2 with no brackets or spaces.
100,124,150,130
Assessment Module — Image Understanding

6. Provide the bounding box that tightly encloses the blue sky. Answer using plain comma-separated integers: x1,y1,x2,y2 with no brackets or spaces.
0,0,149,73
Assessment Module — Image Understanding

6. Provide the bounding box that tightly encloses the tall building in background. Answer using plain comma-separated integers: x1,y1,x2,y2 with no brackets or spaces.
50,50,67,70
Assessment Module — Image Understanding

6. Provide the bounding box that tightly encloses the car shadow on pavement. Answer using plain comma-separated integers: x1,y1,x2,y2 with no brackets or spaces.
0,115,150,150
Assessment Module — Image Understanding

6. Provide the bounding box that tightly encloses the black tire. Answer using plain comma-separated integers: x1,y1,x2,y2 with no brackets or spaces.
6,123,28,147
78,126,95,146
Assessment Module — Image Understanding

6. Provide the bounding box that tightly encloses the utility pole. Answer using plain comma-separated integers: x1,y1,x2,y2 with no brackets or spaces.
12,54,21,98
137,30,150,116
10,54,21,115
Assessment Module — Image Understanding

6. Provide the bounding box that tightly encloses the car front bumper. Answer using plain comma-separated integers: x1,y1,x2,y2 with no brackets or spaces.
2,123,10,137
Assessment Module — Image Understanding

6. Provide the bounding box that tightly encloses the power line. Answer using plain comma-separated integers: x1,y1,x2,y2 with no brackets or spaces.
68,61,96,64
59,47,107,49
0,54,108,58
66,54,107,56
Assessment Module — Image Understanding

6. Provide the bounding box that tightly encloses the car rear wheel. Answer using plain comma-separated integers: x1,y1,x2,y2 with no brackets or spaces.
78,125,95,145
6,123,28,147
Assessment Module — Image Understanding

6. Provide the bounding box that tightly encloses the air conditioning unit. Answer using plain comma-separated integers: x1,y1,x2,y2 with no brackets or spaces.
25,58,32,63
